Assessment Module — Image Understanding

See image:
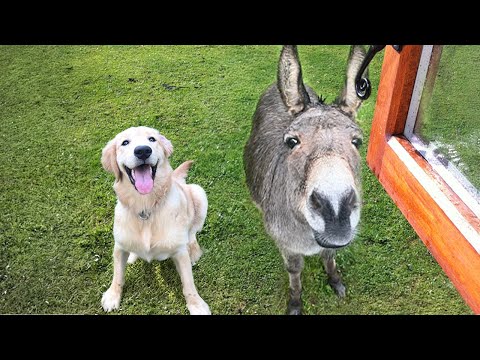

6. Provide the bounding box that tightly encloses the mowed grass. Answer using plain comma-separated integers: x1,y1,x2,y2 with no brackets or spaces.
0,45,472,315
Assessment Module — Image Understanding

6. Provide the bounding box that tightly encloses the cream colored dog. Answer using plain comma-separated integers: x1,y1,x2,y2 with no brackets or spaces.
100,126,210,315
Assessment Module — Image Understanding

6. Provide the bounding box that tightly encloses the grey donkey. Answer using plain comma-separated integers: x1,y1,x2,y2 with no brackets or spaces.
243,45,368,314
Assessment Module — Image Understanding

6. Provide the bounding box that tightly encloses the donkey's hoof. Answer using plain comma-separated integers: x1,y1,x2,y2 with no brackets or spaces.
287,300,302,315
329,279,346,298
287,307,302,315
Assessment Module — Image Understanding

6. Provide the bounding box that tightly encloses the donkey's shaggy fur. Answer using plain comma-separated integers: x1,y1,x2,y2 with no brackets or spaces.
244,45,368,314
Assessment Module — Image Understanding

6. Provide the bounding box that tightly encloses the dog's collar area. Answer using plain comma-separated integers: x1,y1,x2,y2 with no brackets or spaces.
138,210,151,220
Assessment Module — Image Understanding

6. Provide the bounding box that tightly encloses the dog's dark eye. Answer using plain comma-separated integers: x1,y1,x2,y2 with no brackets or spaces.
285,136,300,149
121,140,130,146
148,137,156,142
352,137,363,149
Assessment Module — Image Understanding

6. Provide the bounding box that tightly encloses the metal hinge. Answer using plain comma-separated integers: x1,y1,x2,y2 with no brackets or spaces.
355,45,402,100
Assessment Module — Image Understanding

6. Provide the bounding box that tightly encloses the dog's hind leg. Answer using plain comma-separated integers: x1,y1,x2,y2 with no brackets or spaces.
186,184,208,265
188,233,203,265
187,184,208,233
101,244,129,312
127,252,138,264
173,248,211,315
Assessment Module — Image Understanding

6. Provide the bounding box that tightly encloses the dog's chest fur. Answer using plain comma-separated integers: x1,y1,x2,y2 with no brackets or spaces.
113,184,191,262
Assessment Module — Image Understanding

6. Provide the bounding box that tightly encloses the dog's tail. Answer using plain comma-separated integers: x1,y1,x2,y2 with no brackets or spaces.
173,160,193,184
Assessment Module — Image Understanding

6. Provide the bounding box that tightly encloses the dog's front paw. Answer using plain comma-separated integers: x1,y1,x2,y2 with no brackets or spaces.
101,287,122,312
187,296,211,315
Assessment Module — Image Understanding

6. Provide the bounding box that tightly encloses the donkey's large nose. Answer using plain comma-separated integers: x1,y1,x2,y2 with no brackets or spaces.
134,145,152,160
310,188,357,221
309,188,358,248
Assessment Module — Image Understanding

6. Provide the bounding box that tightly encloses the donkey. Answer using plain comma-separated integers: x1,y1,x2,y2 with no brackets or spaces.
243,45,368,314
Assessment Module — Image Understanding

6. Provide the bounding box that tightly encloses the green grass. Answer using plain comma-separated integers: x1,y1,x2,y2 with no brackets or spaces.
418,45,480,189
0,45,472,314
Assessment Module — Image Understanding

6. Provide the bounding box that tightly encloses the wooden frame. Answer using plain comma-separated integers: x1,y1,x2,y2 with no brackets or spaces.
366,45,480,313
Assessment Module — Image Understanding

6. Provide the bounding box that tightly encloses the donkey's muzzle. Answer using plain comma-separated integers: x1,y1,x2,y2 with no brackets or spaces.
310,189,357,224
310,189,357,248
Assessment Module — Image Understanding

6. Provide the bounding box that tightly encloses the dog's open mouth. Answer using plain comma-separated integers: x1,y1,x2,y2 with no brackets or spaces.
125,164,157,195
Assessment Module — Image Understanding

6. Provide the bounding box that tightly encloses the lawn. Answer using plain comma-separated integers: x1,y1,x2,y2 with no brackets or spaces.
0,45,472,314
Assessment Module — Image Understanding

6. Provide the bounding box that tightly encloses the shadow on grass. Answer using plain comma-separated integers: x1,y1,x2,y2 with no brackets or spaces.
119,258,187,314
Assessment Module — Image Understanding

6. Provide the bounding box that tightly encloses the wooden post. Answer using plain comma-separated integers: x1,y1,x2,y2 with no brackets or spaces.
366,45,480,313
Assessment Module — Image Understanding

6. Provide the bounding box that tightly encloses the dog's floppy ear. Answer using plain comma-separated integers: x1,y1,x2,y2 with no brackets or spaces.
101,139,122,181
159,134,173,158
335,45,368,117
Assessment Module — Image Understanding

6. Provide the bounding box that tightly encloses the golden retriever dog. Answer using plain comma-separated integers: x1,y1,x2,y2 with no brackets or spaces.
100,126,210,315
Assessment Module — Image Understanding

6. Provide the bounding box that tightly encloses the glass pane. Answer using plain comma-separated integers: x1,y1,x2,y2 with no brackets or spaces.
414,45,480,196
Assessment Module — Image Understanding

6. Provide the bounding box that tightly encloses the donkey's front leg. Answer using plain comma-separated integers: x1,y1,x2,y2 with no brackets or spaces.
321,250,346,298
282,251,304,315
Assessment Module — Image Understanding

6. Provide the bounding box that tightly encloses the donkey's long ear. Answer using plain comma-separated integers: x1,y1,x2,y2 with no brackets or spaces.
335,45,368,117
278,45,311,115
101,139,122,181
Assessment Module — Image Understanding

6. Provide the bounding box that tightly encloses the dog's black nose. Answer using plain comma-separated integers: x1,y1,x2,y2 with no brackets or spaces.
134,145,152,160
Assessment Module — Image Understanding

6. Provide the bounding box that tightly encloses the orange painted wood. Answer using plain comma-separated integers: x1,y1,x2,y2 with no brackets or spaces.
397,136,480,231
379,137,480,313
366,45,480,313
367,45,422,174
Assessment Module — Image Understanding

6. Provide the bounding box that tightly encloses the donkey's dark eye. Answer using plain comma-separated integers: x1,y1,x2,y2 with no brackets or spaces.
352,137,363,149
285,136,300,149
121,140,130,146
148,137,156,142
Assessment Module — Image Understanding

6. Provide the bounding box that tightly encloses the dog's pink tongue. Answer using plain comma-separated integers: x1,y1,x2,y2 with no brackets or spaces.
133,165,154,194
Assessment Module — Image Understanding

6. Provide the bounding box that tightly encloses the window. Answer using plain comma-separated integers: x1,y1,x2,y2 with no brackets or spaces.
367,45,480,313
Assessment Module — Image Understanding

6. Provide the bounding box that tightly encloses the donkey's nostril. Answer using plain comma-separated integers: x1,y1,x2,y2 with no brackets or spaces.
310,188,357,223
310,191,335,221
341,188,358,213
134,145,152,160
